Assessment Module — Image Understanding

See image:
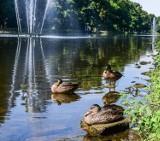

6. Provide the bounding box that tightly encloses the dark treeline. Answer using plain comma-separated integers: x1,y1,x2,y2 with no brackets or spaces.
0,0,17,28
0,0,159,33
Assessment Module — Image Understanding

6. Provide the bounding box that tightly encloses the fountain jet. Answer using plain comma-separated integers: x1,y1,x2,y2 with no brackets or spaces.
152,17,156,36
151,17,157,54
14,0,51,35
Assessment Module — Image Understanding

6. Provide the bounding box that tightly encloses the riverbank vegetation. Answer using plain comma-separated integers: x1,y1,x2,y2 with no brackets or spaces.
122,38,160,140
0,0,160,33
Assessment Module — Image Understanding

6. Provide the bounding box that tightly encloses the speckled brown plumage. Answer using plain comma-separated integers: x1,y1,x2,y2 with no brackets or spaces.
84,104,124,125
102,64,122,84
51,79,79,94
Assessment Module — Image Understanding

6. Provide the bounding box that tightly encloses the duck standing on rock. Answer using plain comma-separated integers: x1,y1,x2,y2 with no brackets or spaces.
84,104,124,125
102,64,123,85
51,79,79,94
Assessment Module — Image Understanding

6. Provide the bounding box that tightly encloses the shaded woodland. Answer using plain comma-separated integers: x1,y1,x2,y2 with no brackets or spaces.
0,0,159,33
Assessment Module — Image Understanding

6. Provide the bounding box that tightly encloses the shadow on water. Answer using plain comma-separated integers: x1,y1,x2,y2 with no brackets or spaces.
0,33,156,140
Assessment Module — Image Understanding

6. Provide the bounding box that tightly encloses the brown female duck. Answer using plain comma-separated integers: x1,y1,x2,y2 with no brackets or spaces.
84,104,124,125
102,64,123,84
51,79,79,94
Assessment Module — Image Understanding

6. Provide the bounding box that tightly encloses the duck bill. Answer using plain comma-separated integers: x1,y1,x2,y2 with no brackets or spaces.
84,110,92,117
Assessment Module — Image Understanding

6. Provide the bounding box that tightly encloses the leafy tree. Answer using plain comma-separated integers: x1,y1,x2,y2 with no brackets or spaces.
0,0,157,33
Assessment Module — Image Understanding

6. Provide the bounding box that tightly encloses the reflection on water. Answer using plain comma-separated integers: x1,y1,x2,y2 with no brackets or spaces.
51,93,81,105
83,129,141,141
102,91,120,105
9,37,51,113
0,34,155,140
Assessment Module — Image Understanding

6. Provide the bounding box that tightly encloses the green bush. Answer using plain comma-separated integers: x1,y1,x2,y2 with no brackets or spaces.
121,38,160,140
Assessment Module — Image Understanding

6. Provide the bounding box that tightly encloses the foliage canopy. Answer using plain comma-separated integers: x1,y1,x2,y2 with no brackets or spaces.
0,0,159,33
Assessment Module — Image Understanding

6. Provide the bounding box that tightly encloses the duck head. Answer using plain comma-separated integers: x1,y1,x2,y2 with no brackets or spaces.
106,64,112,71
57,79,63,85
84,104,101,117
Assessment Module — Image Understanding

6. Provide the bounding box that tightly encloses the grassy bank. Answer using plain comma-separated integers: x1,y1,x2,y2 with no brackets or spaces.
122,37,160,140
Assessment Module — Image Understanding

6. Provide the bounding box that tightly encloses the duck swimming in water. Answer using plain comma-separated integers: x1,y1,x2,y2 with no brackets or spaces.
51,79,79,94
84,104,124,125
102,64,123,84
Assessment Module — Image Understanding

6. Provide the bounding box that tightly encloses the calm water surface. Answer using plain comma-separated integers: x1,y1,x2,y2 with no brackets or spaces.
0,34,155,140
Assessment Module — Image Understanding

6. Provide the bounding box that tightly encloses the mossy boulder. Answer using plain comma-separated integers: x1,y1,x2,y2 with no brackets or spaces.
81,118,129,136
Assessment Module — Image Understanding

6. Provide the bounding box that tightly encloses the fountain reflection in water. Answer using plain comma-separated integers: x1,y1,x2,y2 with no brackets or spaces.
9,37,22,110
9,38,51,112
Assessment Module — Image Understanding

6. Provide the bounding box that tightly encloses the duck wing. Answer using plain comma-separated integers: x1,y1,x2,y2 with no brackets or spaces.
91,105,124,124
103,104,124,114
112,71,123,79
92,109,123,124
56,82,79,93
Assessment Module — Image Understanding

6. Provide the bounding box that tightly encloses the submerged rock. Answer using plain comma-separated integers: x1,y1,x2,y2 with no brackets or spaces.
141,70,152,76
133,83,146,89
81,118,129,136
135,65,141,68
139,61,150,65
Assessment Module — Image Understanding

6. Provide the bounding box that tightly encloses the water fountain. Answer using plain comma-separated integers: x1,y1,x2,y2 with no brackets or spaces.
8,0,53,108
151,17,157,53
8,0,92,110
0,0,92,39
152,17,156,36
14,0,51,35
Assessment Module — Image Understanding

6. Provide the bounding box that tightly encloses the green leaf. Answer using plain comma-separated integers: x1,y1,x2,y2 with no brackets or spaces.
132,127,139,131
146,107,152,116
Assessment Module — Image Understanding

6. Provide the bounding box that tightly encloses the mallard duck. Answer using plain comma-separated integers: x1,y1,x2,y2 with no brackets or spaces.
84,104,124,125
51,79,79,94
102,64,122,84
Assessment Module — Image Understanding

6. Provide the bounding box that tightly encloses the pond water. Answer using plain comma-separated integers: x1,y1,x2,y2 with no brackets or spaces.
0,34,155,140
